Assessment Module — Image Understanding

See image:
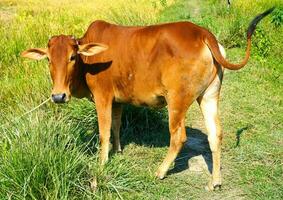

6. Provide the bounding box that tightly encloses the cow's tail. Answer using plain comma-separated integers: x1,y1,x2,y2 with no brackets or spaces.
204,7,275,70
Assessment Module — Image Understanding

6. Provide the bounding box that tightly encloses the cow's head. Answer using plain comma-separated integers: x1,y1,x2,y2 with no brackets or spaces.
21,35,108,103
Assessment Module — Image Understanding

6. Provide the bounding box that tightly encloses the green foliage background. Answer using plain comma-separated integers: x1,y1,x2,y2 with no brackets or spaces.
0,0,282,199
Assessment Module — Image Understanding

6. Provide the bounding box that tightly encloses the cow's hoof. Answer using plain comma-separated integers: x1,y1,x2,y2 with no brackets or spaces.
113,145,122,154
99,158,108,166
155,170,166,180
214,184,222,191
114,150,122,154
205,182,222,191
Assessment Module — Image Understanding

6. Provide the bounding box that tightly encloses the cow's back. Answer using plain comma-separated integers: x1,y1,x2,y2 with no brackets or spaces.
79,20,214,107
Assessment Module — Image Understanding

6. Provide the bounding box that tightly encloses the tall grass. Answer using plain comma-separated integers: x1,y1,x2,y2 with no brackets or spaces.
0,1,171,199
0,0,282,199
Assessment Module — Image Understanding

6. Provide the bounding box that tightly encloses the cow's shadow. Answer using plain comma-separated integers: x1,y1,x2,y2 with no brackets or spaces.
168,129,212,175
77,105,212,175
119,105,212,175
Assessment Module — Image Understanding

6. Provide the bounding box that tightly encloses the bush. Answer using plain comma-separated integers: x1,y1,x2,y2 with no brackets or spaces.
271,7,283,27
253,28,272,59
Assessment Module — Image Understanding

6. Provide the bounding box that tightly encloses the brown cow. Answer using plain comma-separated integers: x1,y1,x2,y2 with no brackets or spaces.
21,8,274,190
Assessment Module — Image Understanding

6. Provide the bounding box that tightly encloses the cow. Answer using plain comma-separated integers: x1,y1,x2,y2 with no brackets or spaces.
21,8,274,190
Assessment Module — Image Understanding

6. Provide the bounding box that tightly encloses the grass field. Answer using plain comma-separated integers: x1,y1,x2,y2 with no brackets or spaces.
0,0,282,199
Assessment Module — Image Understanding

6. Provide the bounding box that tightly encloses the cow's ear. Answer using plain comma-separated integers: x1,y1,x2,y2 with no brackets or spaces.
78,43,108,56
21,48,48,60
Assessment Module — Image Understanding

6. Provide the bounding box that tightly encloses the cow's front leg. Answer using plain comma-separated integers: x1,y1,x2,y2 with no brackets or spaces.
95,98,113,165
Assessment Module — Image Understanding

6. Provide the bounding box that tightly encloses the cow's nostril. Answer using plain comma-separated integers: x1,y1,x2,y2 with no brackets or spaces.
52,93,67,103
61,93,66,101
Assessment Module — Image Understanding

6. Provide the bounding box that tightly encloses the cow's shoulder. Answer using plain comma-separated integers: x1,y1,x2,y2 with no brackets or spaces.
87,20,112,33
79,20,112,43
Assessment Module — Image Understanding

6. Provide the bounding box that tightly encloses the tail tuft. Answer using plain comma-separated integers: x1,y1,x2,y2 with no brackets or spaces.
247,7,275,38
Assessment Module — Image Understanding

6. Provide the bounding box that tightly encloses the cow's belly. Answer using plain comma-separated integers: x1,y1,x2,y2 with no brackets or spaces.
134,95,167,108
114,93,167,108
113,73,167,108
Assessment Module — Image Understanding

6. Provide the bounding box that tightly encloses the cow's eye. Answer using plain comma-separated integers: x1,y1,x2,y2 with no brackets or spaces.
70,54,76,61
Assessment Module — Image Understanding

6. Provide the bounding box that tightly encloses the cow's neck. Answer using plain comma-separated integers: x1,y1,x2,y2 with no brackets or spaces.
69,56,91,99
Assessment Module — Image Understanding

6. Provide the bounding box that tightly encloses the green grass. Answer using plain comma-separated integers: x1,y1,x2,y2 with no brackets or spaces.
0,0,282,199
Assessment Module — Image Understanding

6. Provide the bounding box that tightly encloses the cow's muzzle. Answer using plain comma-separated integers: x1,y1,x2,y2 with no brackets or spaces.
52,93,67,103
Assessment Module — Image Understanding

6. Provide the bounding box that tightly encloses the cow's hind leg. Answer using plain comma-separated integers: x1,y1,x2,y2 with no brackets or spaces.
156,96,193,179
197,79,223,191
112,103,123,153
